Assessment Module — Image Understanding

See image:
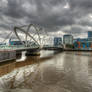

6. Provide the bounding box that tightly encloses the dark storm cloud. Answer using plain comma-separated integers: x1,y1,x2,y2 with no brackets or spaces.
0,0,92,38
71,0,92,8
1,0,25,18
0,0,72,29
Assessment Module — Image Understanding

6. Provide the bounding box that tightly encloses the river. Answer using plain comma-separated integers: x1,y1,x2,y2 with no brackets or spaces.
0,50,92,92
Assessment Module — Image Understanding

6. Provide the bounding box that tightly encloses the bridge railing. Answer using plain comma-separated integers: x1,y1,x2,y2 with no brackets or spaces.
0,45,40,50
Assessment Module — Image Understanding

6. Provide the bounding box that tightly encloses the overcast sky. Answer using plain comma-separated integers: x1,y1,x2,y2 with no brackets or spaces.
0,0,92,39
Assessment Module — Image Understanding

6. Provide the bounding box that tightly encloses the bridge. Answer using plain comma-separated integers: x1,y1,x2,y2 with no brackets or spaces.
0,45,40,55
0,24,63,55
0,45,63,51
42,45,63,51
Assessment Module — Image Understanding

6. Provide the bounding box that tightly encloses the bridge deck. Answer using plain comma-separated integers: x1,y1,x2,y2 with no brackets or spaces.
0,45,40,51
0,45,63,51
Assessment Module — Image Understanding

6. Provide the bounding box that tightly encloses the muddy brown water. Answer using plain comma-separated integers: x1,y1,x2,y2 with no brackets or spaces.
0,50,92,92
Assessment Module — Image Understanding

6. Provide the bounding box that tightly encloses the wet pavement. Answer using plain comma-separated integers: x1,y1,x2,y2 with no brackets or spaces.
0,50,92,92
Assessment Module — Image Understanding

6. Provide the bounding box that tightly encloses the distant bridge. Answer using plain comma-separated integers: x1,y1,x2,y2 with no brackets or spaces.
42,45,63,51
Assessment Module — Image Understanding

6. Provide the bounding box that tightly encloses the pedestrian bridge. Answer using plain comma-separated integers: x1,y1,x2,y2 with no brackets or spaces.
0,24,63,53
0,45,63,51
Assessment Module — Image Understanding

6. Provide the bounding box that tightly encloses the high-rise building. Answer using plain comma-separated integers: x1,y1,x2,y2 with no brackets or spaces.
63,35,73,45
88,31,92,38
54,37,62,46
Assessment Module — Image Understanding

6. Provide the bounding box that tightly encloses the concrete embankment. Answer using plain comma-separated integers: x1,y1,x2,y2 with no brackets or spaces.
0,50,16,62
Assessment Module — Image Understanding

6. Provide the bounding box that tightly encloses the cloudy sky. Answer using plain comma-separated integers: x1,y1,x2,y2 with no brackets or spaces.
0,0,92,39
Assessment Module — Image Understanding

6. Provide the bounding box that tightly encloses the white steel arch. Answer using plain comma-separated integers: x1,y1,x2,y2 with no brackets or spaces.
14,26,40,47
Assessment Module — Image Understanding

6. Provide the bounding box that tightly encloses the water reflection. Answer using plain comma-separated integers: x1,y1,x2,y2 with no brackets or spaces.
0,51,92,92
40,50,54,58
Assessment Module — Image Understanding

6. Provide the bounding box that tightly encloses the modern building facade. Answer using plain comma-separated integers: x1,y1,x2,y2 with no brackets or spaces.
73,31,92,50
74,38,92,50
9,38,23,45
54,37,62,46
63,35,73,45
88,31,92,38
